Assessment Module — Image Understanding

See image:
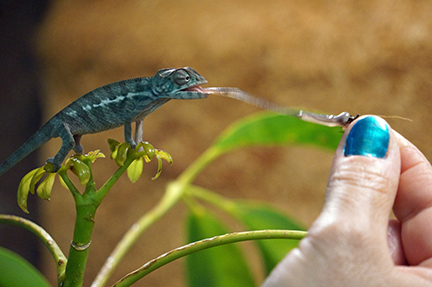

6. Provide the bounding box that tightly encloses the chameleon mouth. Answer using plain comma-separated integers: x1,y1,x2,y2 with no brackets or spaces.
182,86,208,93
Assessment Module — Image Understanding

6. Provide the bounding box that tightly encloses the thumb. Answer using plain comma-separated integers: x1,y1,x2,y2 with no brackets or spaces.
262,116,402,287
313,115,400,238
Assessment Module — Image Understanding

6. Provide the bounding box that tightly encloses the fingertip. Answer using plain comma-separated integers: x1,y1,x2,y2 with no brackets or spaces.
319,115,400,231
344,116,390,158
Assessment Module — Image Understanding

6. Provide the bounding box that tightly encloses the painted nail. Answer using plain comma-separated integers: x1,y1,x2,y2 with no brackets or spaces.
344,116,390,158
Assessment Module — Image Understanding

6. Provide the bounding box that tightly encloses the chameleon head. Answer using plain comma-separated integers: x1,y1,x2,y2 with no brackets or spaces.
151,67,209,100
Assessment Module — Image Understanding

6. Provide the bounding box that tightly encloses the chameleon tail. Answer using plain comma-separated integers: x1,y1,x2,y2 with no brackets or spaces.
0,123,54,177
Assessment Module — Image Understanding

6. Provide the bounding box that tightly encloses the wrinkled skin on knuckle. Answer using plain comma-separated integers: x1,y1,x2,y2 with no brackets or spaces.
329,158,396,199
322,158,397,231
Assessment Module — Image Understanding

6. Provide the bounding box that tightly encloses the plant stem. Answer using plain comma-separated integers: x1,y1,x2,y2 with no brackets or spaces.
93,156,133,205
92,146,223,286
112,229,307,286
91,181,185,287
0,214,67,282
187,184,238,212
63,199,97,287
61,165,100,287
176,147,221,185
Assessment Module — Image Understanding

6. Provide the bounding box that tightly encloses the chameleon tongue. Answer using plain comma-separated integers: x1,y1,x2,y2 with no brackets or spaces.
202,87,295,115
203,87,358,128
182,86,207,92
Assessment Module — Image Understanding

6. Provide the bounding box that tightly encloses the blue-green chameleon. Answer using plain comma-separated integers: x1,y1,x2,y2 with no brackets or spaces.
0,67,209,176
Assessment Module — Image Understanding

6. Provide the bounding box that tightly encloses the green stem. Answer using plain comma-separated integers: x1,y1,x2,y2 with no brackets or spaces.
176,147,221,184
186,184,238,213
112,229,307,287
93,157,133,205
61,165,99,287
91,146,223,286
59,170,80,200
91,148,220,286
62,193,98,287
91,181,185,287
0,214,67,282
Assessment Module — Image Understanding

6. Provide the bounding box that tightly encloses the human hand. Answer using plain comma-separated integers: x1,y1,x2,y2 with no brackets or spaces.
263,115,432,286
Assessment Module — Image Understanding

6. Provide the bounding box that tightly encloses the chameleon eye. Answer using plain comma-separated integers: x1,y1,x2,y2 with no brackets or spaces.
173,70,191,85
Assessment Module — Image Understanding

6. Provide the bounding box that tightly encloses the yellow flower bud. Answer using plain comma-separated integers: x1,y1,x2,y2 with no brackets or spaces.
86,150,105,163
138,141,155,159
155,149,173,165
115,143,130,166
71,158,91,185
17,168,41,213
58,175,69,190
108,139,120,152
152,155,163,181
36,173,56,200
29,168,47,194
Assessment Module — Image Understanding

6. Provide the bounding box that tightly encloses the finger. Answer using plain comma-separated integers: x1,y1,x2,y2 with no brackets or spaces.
392,132,432,266
311,116,400,249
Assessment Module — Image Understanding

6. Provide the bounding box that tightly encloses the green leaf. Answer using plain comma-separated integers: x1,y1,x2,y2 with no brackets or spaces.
127,157,144,183
0,246,51,287
231,202,305,275
176,112,343,186
213,112,342,154
186,209,256,287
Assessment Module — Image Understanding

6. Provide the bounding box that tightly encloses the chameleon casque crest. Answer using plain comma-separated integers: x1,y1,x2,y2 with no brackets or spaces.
0,67,209,176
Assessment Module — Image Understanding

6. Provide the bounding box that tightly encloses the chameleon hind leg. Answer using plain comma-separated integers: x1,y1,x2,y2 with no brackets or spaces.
73,135,84,154
46,124,76,172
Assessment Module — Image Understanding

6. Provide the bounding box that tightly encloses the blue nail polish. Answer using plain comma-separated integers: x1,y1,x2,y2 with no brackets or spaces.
344,116,390,158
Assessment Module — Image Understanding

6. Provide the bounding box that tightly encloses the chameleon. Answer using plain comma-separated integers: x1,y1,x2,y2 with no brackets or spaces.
0,67,209,176
0,66,358,177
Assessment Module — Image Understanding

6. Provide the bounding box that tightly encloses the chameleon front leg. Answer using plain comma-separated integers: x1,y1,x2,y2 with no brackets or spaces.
46,124,76,172
124,122,137,149
124,120,144,150
134,120,143,144
133,120,145,152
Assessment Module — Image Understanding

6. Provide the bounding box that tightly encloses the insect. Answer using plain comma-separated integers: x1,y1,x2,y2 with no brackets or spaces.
204,87,358,127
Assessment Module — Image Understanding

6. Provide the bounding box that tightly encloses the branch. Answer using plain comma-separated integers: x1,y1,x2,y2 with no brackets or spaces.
112,229,307,287
91,181,186,287
0,214,67,282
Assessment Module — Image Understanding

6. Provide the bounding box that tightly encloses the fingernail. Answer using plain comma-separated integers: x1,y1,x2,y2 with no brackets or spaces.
344,116,390,158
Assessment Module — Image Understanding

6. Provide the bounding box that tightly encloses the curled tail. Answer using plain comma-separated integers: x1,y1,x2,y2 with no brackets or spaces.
0,123,54,177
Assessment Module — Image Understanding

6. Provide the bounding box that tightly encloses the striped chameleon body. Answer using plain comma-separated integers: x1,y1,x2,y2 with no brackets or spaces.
0,67,209,175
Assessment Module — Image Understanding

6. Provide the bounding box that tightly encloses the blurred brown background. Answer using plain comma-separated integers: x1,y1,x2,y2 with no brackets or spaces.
2,0,432,286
